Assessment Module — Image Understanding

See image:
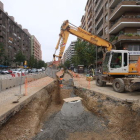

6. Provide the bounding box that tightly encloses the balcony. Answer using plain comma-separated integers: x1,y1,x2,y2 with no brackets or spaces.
95,15,103,27
110,1,140,21
87,0,92,8
96,25,103,35
88,18,92,27
111,33,140,45
87,3,92,13
94,0,102,12
95,6,103,20
88,26,92,33
109,16,140,34
110,0,140,8
0,13,2,19
87,12,92,20
110,0,122,8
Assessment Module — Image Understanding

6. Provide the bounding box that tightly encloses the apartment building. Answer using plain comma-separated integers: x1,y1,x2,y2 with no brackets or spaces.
31,35,42,61
0,1,31,66
81,0,140,63
62,41,76,63
81,0,94,33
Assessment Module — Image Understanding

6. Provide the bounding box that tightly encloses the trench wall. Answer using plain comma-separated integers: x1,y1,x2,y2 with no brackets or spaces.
0,80,56,127
74,87,140,140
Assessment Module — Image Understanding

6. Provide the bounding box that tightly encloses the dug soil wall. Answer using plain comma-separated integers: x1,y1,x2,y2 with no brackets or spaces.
0,81,57,140
74,87,140,140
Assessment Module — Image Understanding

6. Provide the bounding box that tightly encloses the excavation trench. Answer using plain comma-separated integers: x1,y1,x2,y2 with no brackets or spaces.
0,73,140,140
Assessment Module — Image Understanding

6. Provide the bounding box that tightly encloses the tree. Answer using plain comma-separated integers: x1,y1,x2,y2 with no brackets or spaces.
38,60,46,68
28,55,35,68
33,58,38,68
28,56,47,69
15,51,25,65
71,39,96,67
64,60,71,69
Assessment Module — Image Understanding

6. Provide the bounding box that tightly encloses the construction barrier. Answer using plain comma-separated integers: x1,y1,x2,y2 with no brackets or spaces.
0,72,47,92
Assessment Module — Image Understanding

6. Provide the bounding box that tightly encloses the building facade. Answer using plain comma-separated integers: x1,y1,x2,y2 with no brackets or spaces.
31,35,42,60
62,40,76,63
81,0,140,63
0,1,31,66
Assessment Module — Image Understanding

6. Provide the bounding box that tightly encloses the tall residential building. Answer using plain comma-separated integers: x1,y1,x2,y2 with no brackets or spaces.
0,1,31,66
62,41,76,63
81,0,94,33
81,0,140,63
31,35,42,60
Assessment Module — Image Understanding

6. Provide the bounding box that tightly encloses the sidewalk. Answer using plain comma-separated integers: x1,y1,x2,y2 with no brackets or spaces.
0,76,54,125
73,74,140,103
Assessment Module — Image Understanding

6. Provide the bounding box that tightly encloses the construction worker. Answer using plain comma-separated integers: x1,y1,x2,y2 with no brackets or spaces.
116,54,122,67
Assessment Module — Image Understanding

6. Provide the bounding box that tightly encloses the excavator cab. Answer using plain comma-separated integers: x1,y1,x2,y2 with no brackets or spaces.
103,50,129,75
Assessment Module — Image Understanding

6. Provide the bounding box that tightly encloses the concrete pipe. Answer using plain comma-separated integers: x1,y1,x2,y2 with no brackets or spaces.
61,100,84,117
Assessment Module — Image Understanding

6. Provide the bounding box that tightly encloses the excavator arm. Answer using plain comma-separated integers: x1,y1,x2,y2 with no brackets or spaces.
53,20,113,61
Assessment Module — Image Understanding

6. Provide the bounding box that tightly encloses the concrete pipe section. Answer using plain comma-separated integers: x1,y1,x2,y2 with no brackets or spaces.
61,97,84,117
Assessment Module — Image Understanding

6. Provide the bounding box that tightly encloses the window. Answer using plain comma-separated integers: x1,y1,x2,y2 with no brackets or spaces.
105,14,108,22
124,53,127,67
128,44,140,51
110,53,122,68
105,27,108,35
137,29,140,35
105,2,108,10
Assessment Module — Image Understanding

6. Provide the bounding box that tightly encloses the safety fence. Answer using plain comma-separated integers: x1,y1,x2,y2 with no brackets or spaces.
0,72,47,92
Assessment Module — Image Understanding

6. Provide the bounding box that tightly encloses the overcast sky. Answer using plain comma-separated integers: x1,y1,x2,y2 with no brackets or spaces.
1,0,87,62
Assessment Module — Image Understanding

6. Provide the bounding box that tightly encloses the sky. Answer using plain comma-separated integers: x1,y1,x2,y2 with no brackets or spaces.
1,0,87,62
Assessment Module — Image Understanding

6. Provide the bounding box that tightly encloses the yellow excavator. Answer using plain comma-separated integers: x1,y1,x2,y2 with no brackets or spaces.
53,20,140,93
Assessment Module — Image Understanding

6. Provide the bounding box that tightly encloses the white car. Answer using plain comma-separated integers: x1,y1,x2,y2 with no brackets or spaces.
38,69,43,72
21,69,28,74
1,69,9,74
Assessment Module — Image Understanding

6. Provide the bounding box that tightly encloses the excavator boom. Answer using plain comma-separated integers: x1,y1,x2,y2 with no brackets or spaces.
53,20,113,61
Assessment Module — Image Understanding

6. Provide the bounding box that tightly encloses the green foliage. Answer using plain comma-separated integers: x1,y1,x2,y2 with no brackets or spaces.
71,39,96,67
64,60,71,68
2,56,11,66
135,34,140,36
15,51,25,65
119,31,124,35
114,36,118,40
58,63,66,70
109,36,115,42
37,60,47,68
126,33,133,37
28,55,47,68
28,55,35,68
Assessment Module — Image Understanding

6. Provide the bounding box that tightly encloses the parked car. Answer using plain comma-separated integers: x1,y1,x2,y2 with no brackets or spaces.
1,69,9,74
22,69,28,74
12,69,22,74
30,68,38,73
38,69,43,72
42,67,45,71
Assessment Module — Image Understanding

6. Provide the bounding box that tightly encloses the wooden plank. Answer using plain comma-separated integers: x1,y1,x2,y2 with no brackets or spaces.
63,97,82,102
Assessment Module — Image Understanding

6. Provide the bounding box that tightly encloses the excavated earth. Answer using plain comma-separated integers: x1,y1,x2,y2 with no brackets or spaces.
0,73,140,140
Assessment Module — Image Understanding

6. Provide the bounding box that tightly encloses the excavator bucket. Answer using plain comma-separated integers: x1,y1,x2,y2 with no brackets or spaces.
136,57,140,75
